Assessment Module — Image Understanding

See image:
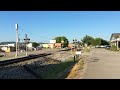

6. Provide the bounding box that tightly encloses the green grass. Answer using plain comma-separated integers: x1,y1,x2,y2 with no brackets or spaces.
0,55,25,61
0,56,16,61
110,45,117,51
0,57,9,61
40,57,75,79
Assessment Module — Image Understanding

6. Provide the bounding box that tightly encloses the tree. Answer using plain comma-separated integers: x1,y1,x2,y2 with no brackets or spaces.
101,39,109,45
54,36,69,47
54,36,61,43
32,42,39,48
91,39,96,46
95,38,102,45
82,35,95,46
82,35,109,46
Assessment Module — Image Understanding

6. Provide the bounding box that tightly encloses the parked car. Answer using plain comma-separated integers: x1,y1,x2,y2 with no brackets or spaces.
95,45,106,48
100,45,106,48
105,45,111,49
32,46,42,51
95,45,101,48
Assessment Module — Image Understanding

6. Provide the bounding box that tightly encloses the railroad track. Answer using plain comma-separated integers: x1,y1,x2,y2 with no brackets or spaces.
0,53,52,67
0,48,71,67
0,49,72,79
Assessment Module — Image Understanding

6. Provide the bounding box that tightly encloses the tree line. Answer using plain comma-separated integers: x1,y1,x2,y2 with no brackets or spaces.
82,35,109,46
30,35,110,48
54,35,109,47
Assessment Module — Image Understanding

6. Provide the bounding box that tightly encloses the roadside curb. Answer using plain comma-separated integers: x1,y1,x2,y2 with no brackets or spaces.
78,63,87,79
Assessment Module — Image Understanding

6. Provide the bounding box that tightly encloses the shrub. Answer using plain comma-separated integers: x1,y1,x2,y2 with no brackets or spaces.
83,47,90,52
110,45,117,51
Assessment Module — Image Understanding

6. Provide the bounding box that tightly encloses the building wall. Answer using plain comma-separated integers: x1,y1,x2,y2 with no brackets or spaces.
27,43,32,50
0,44,15,47
5,47,10,52
27,43,32,48
1,47,15,52
42,44,55,49
42,44,48,48
50,40,56,44
1,47,7,51
55,43,61,48
68,43,74,48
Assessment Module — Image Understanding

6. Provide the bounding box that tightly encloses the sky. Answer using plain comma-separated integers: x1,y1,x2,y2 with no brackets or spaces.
0,11,120,43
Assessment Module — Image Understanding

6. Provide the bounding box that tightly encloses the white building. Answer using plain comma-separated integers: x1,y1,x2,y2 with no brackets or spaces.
50,40,56,44
27,43,32,48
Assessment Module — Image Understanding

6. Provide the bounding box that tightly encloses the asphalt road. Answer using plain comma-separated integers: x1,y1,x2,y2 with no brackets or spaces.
82,48,120,79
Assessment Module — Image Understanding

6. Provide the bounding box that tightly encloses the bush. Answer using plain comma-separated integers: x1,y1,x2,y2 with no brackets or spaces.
110,45,117,51
83,47,90,52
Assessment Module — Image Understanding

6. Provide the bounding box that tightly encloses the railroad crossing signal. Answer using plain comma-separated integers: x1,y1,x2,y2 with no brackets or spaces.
24,34,30,56
24,34,30,44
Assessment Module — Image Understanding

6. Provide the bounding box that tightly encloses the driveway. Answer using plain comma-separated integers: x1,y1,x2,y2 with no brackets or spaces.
82,48,120,79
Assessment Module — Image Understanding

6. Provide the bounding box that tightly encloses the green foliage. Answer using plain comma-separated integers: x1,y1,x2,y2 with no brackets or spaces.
54,36,61,43
32,42,39,48
101,39,109,45
83,47,90,52
91,39,96,46
82,35,94,46
82,35,110,46
110,45,117,51
41,58,74,79
54,36,69,47
95,38,102,45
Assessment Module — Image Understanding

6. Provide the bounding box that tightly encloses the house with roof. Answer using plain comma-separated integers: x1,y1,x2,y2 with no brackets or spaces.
110,33,120,50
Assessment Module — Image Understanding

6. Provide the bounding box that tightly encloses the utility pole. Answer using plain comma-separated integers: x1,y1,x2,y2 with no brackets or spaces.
15,24,19,57
18,34,20,55
26,42,27,56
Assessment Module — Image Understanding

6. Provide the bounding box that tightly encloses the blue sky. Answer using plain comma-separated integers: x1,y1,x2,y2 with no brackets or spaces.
0,11,120,43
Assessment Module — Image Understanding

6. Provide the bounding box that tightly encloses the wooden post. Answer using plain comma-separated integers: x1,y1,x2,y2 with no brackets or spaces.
74,55,75,62
117,41,119,50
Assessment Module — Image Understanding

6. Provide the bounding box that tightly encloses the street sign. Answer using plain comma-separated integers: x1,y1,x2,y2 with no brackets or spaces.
75,51,81,55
